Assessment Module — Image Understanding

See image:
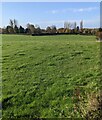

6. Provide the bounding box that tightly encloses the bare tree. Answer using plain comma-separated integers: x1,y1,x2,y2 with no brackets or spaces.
30,24,35,34
74,22,77,30
80,20,83,30
14,19,18,27
13,19,19,33
35,24,40,29
64,22,73,29
9,19,13,28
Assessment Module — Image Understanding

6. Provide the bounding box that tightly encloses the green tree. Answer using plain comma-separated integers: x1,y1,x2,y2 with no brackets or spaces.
27,23,35,34
76,26,79,33
46,26,52,33
6,25,14,34
51,25,57,33
19,26,25,33
14,25,19,33
9,19,13,28
14,19,18,27
35,24,41,34
13,19,19,34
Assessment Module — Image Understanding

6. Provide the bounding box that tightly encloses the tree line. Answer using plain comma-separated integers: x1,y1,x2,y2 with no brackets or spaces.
0,19,99,36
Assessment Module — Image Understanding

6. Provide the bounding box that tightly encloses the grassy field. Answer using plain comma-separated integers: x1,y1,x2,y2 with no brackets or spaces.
2,34,101,118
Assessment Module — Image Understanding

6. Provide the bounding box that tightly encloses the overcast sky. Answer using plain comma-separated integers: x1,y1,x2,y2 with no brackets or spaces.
1,2,100,28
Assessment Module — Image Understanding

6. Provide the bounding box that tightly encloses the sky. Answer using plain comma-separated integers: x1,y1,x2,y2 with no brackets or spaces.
1,2,100,29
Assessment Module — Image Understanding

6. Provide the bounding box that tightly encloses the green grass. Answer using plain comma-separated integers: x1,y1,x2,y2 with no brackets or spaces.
2,34,101,118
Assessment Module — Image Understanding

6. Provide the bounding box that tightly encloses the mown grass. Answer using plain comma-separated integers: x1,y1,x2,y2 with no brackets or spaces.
2,34,101,118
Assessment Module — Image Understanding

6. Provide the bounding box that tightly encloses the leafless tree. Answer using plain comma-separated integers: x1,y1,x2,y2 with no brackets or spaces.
14,19,18,27
80,20,83,30
9,19,13,28
64,22,73,29
74,22,77,30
